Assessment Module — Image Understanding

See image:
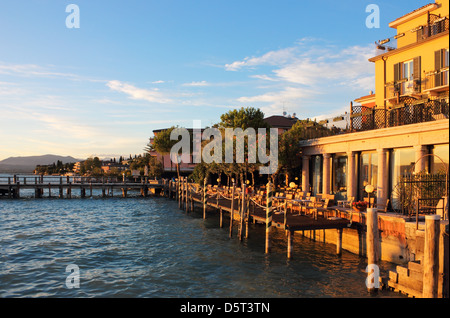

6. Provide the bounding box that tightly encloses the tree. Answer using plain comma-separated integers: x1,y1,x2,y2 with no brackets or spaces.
148,126,190,179
217,107,271,186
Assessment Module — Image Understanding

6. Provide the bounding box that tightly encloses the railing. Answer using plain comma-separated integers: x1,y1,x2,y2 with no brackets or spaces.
417,17,449,42
351,97,449,132
0,175,161,185
393,172,448,217
423,68,449,91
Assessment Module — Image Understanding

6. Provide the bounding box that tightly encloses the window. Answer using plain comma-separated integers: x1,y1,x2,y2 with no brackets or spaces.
402,59,414,94
431,144,449,174
390,147,415,210
359,152,378,200
332,155,347,200
309,155,322,195
393,57,421,96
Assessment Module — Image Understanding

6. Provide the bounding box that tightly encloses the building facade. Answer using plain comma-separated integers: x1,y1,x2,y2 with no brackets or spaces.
300,0,449,210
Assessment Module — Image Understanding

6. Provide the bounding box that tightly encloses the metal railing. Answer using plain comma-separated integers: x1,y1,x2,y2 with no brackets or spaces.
350,97,449,132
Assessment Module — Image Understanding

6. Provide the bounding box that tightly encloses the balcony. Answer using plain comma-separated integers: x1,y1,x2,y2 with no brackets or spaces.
416,17,449,43
423,68,449,93
350,97,449,132
385,79,421,100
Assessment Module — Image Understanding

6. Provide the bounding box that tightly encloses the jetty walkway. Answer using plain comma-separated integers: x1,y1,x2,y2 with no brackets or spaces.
166,177,351,259
0,175,163,199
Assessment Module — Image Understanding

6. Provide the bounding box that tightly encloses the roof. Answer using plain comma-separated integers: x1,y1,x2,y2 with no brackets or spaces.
354,93,376,103
263,115,298,128
389,2,438,28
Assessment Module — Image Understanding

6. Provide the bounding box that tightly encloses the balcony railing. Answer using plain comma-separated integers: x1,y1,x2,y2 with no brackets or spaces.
350,97,449,132
385,79,422,100
417,17,449,42
423,68,449,91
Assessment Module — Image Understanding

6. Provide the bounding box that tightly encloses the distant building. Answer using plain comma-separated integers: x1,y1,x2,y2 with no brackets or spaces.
263,113,298,134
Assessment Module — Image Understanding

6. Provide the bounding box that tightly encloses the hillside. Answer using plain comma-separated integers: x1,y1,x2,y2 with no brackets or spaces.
0,154,80,173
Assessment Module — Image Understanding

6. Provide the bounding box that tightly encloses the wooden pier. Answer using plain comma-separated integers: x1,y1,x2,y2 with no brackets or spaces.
170,178,351,259
0,175,164,199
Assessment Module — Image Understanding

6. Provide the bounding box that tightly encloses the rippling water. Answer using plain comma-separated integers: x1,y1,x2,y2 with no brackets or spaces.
0,193,404,298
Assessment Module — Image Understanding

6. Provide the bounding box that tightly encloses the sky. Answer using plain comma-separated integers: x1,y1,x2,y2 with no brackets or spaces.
0,0,431,161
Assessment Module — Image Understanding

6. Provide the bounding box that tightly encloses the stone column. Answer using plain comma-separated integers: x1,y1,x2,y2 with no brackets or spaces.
377,148,388,208
414,145,428,174
322,153,332,195
347,151,356,199
302,155,310,193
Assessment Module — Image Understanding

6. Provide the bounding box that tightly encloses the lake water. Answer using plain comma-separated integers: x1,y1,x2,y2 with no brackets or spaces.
0,180,405,298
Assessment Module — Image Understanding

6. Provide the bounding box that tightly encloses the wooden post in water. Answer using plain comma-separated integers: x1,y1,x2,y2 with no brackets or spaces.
176,178,180,208
366,207,379,292
423,214,441,298
67,182,72,199
265,182,273,254
239,183,246,241
220,208,223,228
245,198,249,239
203,178,207,219
59,176,63,199
229,182,235,238
185,178,189,213
181,178,185,209
287,230,294,259
48,183,51,198
336,228,343,255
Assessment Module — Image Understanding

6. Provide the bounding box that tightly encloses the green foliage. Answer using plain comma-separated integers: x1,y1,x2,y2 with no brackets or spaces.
34,161,75,175
219,107,270,130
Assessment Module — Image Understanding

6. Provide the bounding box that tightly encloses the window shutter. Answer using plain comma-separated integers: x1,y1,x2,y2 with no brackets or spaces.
393,63,401,92
435,50,442,86
394,63,401,81
413,56,421,92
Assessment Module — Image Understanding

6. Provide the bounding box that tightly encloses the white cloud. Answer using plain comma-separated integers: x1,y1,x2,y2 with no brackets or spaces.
225,40,376,115
225,47,295,71
182,80,210,87
106,80,172,104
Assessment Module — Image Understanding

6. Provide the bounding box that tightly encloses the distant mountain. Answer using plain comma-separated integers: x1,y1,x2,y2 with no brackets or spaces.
0,154,81,173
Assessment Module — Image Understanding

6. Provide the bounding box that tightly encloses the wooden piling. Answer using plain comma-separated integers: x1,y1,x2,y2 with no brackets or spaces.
366,207,379,292
265,182,273,254
336,228,343,255
220,208,223,228
287,230,294,259
239,184,246,241
229,182,235,238
203,178,207,219
423,214,441,298
185,178,189,213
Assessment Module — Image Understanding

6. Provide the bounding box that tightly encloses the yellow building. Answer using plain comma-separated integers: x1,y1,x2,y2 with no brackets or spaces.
295,1,448,266
299,0,448,212
370,0,448,108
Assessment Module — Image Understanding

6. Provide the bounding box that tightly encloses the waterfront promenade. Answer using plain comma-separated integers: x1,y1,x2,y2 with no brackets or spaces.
1,174,448,297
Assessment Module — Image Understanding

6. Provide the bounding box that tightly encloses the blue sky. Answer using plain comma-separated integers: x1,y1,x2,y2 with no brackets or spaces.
0,0,430,160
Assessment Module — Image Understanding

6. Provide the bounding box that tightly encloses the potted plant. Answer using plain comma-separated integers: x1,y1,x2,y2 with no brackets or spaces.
353,200,368,212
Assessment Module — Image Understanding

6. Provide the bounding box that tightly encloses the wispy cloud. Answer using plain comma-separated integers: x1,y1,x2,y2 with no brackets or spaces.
106,80,173,104
225,39,376,116
0,62,104,82
182,80,210,87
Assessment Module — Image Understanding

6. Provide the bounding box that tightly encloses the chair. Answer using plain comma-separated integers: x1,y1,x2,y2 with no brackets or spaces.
304,197,317,216
315,198,331,219
376,199,390,213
